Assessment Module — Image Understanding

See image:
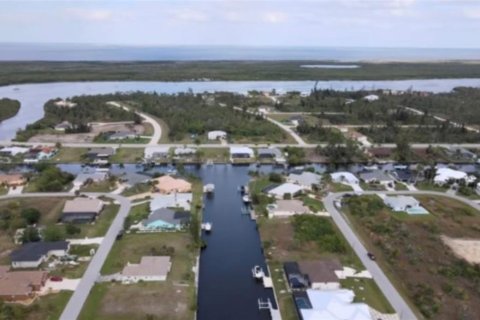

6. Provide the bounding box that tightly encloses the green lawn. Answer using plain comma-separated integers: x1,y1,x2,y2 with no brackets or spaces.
302,195,325,212
394,182,409,191
0,186,7,195
198,147,229,163
6,291,73,320
126,202,150,227
360,181,386,191
74,204,119,238
121,182,151,197
415,182,448,192
80,180,117,193
48,148,88,163
341,278,394,313
110,148,144,163
329,182,353,192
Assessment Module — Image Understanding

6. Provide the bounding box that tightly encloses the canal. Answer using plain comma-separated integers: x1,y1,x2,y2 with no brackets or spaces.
196,164,276,320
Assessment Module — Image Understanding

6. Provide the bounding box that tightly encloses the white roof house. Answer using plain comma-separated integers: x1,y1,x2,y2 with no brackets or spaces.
331,172,359,185
207,130,227,140
0,147,30,156
383,196,419,212
299,289,371,320
174,147,196,156
363,94,379,102
150,193,192,211
267,199,309,218
288,172,322,189
434,167,473,185
230,146,254,158
267,183,303,199
144,146,170,160
121,256,171,283
73,172,108,187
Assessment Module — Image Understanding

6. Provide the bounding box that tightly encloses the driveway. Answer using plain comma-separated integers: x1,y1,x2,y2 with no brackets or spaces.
42,278,80,293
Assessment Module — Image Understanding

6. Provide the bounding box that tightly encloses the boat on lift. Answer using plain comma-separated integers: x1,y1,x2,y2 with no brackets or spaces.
252,265,265,280
201,222,212,232
243,195,251,203
203,184,215,193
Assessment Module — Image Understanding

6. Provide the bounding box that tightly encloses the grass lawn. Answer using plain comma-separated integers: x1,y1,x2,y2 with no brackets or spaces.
70,244,98,256
10,291,73,320
329,182,353,192
394,182,408,191
110,148,144,163
0,186,8,195
48,148,88,163
360,181,386,191
75,204,119,238
155,117,170,144
50,260,89,278
126,202,150,226
340,278,393,313
81,232,196,320
121,182,152,197
302,195,325,212
80,180,117,193
414,181,448,192
142,122,154,136
199,147,229,163
268,260,298,320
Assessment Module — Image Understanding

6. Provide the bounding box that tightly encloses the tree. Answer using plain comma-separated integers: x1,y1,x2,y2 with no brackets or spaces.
394,134,412,162
42,225,65,242
21,208,41,225
22,226,41,243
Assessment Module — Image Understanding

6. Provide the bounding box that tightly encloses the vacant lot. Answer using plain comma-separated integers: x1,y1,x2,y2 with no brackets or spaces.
344,194,480,319
80,233,196,320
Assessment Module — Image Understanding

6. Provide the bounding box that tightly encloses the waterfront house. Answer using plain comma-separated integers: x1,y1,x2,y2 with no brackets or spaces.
152,175,192,194
330,172,359,185
207,130,227,140
140,208,191,231
230,146,254,159
267,200,309,218
434,167,475,185
298,259,343,290
150,193,192,211
86,147,115,160
287,172,322,190
257,148,286,163
0,146,30,157
267,183,303,199
0,266,48,302
144,146,170,161
284,262,309,290
358,170,394,186
73,172,108,188
61,198,104,223
10,241,70,269
0,174,26,187
173,147,196,157
120,256,171,283
107,131,138,141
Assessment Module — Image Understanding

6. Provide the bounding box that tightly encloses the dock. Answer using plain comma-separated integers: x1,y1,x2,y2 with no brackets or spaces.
241,206,257,220
258,299,281,320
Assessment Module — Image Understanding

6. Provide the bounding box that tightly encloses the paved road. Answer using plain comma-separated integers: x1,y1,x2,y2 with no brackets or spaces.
59,193,131,320
324,190,480,320
265,116,307,145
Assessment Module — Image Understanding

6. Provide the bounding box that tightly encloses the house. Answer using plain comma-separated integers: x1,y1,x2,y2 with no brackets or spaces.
121,256,171,283
207,130,227,140
287,172,322,190
383,195,429,215
267,183,303,199
230,146,254,159
284,262,309,290
267,200,309,218
0,174,26,187
73,172,108,188
359,170,394,186
298,260,343,290
54,99,77,108
152,175,192,194
0,146,30,157
174,147,196,157
445,146,477,161
32,146,57,160
54,121,72,132
363,94,379,102
434,167,474,185
330,172,359,185
367,147,393,159
107,131,138,141
140,208,191,231
392,168,414,183
10,241,70,269
61,198,104,223
150,193,193,211
288,115,304,127
86,147,115,160
0,266,48,302
144,146,170,161
295,289,372,320
257,148,286,163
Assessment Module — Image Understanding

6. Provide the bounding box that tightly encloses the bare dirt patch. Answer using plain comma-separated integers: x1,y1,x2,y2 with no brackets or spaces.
442,236,480,264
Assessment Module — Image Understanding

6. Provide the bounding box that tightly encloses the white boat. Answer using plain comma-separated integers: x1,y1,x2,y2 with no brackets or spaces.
201,222,212,232
243,195,251,203
252,265,265,279
203,184,215,193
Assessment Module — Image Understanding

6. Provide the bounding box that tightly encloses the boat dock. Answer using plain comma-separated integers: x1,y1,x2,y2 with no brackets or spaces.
258,299,281,320
241,206,256,220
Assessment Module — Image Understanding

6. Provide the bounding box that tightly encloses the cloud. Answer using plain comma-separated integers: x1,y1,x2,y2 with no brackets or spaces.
263,11,287,23
464,8,480,19
64,8,114,22
172,9,209,22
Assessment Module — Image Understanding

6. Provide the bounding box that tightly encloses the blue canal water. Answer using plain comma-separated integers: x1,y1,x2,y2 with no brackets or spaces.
195,164,276,320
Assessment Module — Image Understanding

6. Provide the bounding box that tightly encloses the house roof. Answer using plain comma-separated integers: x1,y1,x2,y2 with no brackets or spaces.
63,198,103,214
0,268,47,297
150,193,192,211
143,208,191,226
153,175,192,193
288,172,322,187
384,196,419,209
87,147,115,156
10,241,69,262
258,148,282,157
122,256,171,277
174,147,196,155
358,170,393,182
267,183,303,197
298,260,342,283
229,146,254,155
330,172,359,184
434,167,468,182
0,174,25,184
144,146,170,158
108,131,137,139
300,289,371,320
73,172,108,185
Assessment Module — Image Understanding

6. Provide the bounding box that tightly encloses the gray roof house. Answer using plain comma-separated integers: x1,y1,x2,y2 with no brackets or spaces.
288,172,322,189
257,148,286,163
87,147,115,159
141,208,191,230
10,241,70,269
108,131,138,141
61,198,104,223
73,172,108,187
359,170,394,184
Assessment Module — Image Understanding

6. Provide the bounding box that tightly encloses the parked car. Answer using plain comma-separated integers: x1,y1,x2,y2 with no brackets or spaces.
50,276,63,282
367,252,376,260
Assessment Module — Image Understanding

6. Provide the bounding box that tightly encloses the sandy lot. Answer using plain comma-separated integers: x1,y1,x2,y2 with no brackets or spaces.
442,235,480,264
29,122,146,143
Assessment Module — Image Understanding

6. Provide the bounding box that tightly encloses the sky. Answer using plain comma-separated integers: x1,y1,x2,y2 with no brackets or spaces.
0,0,480,48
